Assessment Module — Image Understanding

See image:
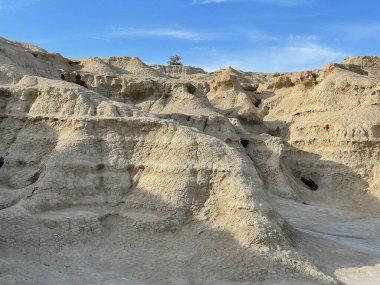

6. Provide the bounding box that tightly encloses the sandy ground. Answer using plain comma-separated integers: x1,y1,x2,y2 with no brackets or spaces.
274,198,380,285
1,198,379,284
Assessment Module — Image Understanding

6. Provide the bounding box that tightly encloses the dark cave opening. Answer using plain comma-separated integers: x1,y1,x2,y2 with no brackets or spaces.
68,61,80,67
301,177,318,191
186,83,196,94
96,163,105,171
240,139,249,148
75,75,88,88
254,99,262,108
0,156,4,168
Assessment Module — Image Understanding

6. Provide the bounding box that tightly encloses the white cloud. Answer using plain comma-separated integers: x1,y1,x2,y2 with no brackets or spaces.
191,46,224,53
192,0,229,4
191,41,345,72
192,0,308,5
255,0,308,5
0,0,40,10
250,35,345,71
289,34,319,41
335,22,380,41
248,30,278,41
246,42,345,72
89,36,110,42
106,26,220,41
268,43,345,69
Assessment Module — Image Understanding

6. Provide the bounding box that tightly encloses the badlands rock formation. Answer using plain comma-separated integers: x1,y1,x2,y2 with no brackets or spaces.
0,37,379,285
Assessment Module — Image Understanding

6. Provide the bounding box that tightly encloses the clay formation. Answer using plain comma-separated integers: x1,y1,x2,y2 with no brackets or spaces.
1,37,379,285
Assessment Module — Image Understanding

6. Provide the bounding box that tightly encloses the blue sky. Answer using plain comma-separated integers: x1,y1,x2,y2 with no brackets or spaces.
1,0,379,72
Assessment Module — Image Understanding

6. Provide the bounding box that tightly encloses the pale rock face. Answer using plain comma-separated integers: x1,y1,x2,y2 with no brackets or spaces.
0,37,380,285
207,70,262,123
263,63,380,207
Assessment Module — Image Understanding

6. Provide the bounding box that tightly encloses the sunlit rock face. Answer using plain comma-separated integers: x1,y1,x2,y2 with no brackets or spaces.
1,37,380,285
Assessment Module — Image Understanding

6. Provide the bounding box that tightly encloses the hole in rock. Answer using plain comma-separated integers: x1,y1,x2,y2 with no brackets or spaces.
254,99,262,108
186,84,196,94
0,88,11,98
68,61,80,66
240,139,249,148
28,170,41,184
301,177,318,191
186,116,191,122
75,75,88,88
0,156,4,168
60,74,65,80
96,163,105,171
31,53,38,58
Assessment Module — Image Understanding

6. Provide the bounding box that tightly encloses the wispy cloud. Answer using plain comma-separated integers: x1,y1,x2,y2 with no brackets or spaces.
192,46,224,53
335,22,380,41
248,30,278,41
192,0,308,5
0,0,40,10
192,0,229,4
254,36,346,71
255,0,308,5
89,36,110,42
274,43,345,65
289,34,319,41
190,36,346,72
106,26,220,41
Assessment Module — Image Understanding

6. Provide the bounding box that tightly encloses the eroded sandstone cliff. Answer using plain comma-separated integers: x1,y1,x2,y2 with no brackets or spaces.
0,37,379,285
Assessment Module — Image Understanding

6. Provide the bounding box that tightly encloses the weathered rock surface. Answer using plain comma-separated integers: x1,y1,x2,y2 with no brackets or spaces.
0,37,380,285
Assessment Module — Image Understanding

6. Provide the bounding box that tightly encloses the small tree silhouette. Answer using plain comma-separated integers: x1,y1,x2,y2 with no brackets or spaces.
168,55,182,66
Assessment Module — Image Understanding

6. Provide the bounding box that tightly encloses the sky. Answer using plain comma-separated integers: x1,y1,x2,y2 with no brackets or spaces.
0,0,379,72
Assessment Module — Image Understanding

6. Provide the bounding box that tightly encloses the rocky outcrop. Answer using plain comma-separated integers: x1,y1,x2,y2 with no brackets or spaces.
341,56,380,76
150,64,207,77
262,60,380,208
1,37,380,285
